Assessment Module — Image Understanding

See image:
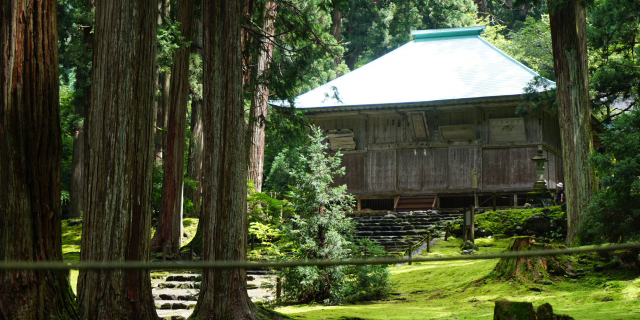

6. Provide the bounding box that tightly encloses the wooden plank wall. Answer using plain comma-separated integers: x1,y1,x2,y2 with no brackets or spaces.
397,149,423,191
482,147,537,190
510,147,537,188
423,148,449,191
448,147,480,189
541,112,562,152
369,116,412,144
332,153,365,193
365,150,396,192
482,148,511,188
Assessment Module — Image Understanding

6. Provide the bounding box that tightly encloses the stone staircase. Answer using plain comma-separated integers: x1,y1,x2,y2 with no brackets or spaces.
351,210,463,253
152,271,274,319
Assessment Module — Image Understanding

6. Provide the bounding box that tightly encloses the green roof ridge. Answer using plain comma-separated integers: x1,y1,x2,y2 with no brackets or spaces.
411,26,485,40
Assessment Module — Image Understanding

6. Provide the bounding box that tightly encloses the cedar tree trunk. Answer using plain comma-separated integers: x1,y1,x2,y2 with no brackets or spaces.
191,0,255,317
77,0,158,318
186,97,204,218
0,1,79,318
151,0,196,255
248,2,277,192
548,0,595,246
68,16,93,219
330,6,342,66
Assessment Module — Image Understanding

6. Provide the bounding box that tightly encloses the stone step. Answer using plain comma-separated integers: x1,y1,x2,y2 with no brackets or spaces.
157,309,191,320
155,300,197,310
153,289,199,301
165,274,201,282
157,282,200,289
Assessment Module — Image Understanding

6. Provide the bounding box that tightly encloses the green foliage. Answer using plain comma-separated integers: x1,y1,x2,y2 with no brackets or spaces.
248,181,293,225
481,15,557,116
341,0,477,69
268,0,348,100
156,20,190,74
59,83,77,205
279,127,390,305
579,107,640,244
587,0,640,118
263,107,311,195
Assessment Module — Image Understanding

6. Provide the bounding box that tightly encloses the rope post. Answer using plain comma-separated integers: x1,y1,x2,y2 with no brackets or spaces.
427,232,431,253
470,205,475,244
409,245,413,266
162,243,167,262
276,276,282,302
493,192,497,212
445,222,450,241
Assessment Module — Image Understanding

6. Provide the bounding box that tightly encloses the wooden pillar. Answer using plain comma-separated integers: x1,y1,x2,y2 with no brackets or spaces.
492,192,497,211
470,205,475,243
357,198,361,211
427,232,431,253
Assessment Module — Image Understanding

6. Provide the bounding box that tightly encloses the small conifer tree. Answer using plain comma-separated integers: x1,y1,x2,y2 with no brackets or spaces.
278,126,390,305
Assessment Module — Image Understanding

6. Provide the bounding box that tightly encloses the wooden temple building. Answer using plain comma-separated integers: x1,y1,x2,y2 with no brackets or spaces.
286,26,562,211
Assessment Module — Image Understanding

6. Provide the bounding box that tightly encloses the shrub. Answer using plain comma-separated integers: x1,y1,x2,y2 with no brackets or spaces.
578,107,640,244
278,127,390,305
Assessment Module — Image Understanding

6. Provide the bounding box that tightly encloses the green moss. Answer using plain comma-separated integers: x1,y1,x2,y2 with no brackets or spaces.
471,207,565,237
276,237,640,320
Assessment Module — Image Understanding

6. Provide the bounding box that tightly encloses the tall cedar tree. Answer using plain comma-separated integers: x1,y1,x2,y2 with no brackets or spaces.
248,1,277,192
186,11,204,219
155,0,171,164
151,0,196,255
68,0,93,219
548,0,595,246
0,1,80,318
191,0,256,317
77,0,159,318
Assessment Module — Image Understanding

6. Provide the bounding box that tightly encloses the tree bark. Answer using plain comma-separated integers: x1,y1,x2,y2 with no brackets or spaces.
248,2,277,193
474,0,487,14
191,0,255,317
330,6,342,66
548,0,595,246
0,1,80,318
186,97,204,218
68,12,93,219
151,0,196,255
154,0,171,165
77,0,158,318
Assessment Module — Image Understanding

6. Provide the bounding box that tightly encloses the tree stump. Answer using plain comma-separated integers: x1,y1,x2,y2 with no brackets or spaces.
493,301,536,320
492,237,570,282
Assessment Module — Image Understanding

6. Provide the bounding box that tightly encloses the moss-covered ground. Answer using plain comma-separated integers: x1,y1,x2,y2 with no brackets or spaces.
276,238,640,319
61,219,640,319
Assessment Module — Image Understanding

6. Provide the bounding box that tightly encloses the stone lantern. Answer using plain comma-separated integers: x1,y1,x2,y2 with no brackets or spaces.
526,147,554,207
532,148,549,190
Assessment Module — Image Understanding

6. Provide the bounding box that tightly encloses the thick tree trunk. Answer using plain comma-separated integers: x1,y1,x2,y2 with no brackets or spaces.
154,0,171,164
474,0,487,14
0,1,79,318
77,0,158,318
186,97,204,218
151,0,196,255
191,0,255,317
242,0,256,87
69,130,85,219
248,2,277,193
330,6,342,66
548,0,595,246
68,16,93,219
